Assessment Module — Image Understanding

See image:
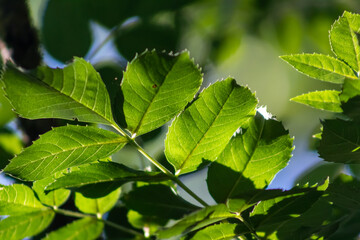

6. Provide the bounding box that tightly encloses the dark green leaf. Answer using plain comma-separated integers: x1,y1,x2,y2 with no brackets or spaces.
291,90,342,112
127,210,168,236
2,58,116,125
207,113,293,203
122,184,200,220
4,125,128,180
280,54,357,83
295,162,343,186
342,96,360,120
122,50,202,136
190,223,248,240
0,209,55,240
318,119,360,164
165,78,257,175
43,217,103,240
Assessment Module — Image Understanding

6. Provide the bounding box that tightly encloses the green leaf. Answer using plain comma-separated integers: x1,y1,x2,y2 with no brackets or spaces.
330,11,360,73
74,188,121,215
290,90,342,112
157,204,234,239
0,130,22,170
2,58,116,125
340,79,360,102
0,184,46,215
280,53,357,83
32,173,70,207
165,78,257,175
122,184,200,220
295,162,343,186
46,162,167,198
0,209,55,240
127,210,168,236
207,113,293,203
318,119,360,164
4,125,128,180
190,223,248,240
43,217,104,240
122,50,202,136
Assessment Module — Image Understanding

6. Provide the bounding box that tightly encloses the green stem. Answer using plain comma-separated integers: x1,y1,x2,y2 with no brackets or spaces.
236,214,261,240
53,207,143,237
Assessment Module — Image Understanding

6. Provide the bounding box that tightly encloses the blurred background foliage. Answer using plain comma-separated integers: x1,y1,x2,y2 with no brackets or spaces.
1,0,360,204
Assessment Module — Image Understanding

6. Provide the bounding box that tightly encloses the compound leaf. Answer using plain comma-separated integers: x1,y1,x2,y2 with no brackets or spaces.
281,53,357,83
122,184,200,220
43,217,103,240
74,188,121,215
122,50,202,136
157,204,234,239
2,58,115,125
0,184,46,215
290,90,342,112
330,11,360,73
190,223,248,240
207,113,293,203
46,162,167,198
0,209,55,240
4,125,128,181
318,119,360,164
165,78,257,175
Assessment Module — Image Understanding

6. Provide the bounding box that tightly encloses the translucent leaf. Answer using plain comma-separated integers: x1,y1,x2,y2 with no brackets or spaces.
157,204,234,239
165,78,257,175
290,90,342,112
0,209,55,240
207,113,293,203
0,131,22,170
340,79,360,102
190,223,248,240
330,11,360,73
122,184,200,220
281,53,357,83
4,125,128,180
32,173,70,207
74,188,121,215
0,184,46,215
122,50,202,136
318,119,360,164
2,58,115,125
46,162,167,198
43,217,103,240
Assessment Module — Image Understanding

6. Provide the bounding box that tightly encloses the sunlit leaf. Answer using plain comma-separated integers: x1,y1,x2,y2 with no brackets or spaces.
281,53,357,83
122,50,202,136
190,223,248,240
0,209,54,240
4,125,128,180
2,58,116,125
207,113,293,203
165,78,257,175
43,217,103,240
290,90,342,112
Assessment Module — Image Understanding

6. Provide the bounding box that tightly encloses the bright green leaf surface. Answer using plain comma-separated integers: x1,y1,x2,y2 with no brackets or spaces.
291,90,342,112
2,58,115,125
0,184,46,215
157,204,234,239
190,223,248,240
330,11,360,73
122,50,202,136
0,209,55,240
207,113,293,203
340,79,360,102
32,173,70,207
46,162,167,198
4,125,128,180
75,188,121,215
165,78,257,175
122,184,200,220
43,217,103,240
281,53,357,83
0,131,22,170
318,119,360,164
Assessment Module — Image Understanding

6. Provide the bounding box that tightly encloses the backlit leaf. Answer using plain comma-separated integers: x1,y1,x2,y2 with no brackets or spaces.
4,125,128,180
280,53,357,83
0,209,54,240
122,50,202,136
190,223,248,240
165,78,257,175
2,58,115,125
290,90,342,112
207,113,293,203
